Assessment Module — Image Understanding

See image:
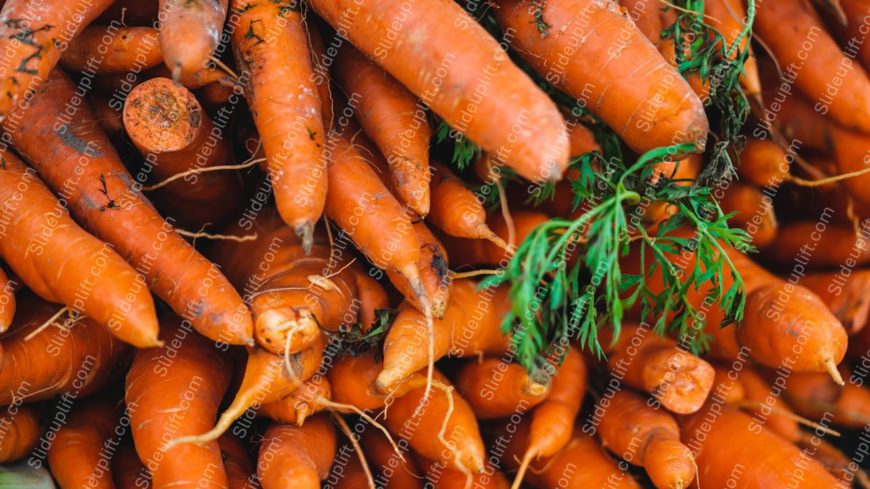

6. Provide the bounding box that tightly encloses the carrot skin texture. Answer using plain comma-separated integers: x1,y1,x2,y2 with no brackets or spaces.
454,358,549,419
737,138,790,186
218,435,256,489
61,25,162,74
620,0,663,46
495,0,708,155
309,0,569,183
842,0,870,71
0,0,114,119
334,45,431,215
48,400,119,489
802,269,870,335
158,0,228,77
258,376,331,425
385,221,452,318
232,0,325,247
257,415,337,489
4,70,253,346
428,162,500,242
0,266,12,331
763,221,870,270
736,368,801,442
0,405,40,463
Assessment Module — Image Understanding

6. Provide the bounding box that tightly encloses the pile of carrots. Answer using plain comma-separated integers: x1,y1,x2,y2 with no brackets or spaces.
0,0,868,488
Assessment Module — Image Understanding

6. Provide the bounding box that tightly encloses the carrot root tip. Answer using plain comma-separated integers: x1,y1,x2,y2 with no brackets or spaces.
824,358,845,386
296,222,315,255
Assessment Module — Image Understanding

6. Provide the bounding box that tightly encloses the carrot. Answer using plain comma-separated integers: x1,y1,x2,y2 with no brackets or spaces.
0,405,40,463
377,280,511,392
797,434,870,488
334,45,431,216
97,0,159,25
716,182,777,248
353,268,390,332
756,0,870,132
257,415,337,489
157,0,227,78
332,449,371,489
48,399,119,489
606,324,715,414
737,138,791,187
126,317,232,489
0,0,114,118
89,93,125,136
385,221,452,319
454,358,549,419
146,64,236,90
4,70,253,346
441,211,550,267
0,265,15,332
704,0,761,96
112,443,151,489
763,221,870,270
802,269,870,334
495,0,708,156
620,0,663,46
218,435,256,489
733,368,800,443
123,76,244,229
0,145,159,347
361,429,424,489
310,0,569,183
0,295,127,405
680,403,841,488
259,376,331,426
784,370,870,428
418,456,510,489
711,364,745,403
385,370,486,473
232,0,325,251
60,25,162,74
597,390,695,489
842,0,870,72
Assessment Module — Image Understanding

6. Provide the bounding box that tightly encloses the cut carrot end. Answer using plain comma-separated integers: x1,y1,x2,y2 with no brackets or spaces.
296,221,315,255
171,64,182,83
825,358,845,386
523,380,548,398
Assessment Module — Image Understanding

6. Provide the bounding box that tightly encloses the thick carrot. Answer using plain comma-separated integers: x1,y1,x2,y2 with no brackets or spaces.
0,0,114,118
620,0,663,46
218,435,256,489
385,221,452,319
418,456,510,489
784,370,870,428
257,415,336,489
97,0,159,25
597,390,695,489
606,324,715,414
763,221,870,270
802,269,870,334
328,351,430,411
0,143,159,347
756,0,870,132
737,138,790,187
735,368,800,442
351,266,390,332
157,0,227,78
123,77,244,229
681,403,841,488
377,280,511,392
495,0,708,155
259,376,331,426
441,211,550,267
0,264,14,332
332,450,370,489
0,405,40,463
711,364,745,403
704,0,761,96
334,45,431,216
61,25,162,74
842,0,870,72
716,182,777,248
361,429,424,489
232,0,325,250
48,399,119,489
4,70,253,346
126,317,232,488
0,295,127,405
453,358,549,419
310,0,569,183
112,443,151,489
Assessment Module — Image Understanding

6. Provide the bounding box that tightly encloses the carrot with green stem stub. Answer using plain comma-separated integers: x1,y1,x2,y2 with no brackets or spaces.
0,405,40,463
257,415,336,489
48,399,119,489
0,264,15,332
61,25,162,74
4,69,253,346
158,0,228,79
232,0,325,252
453,358,549,419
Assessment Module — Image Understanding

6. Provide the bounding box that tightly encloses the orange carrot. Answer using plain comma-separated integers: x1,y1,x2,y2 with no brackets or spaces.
711,364,745,403
97,0,159,25
734,367,801,443
48,399,119,489
597,390,695,489
89,92,125,136
331,449,370,489
61,25,162,74
0,405,40,463
385,221,452,319
802,269,870,335
797,433,870,488
737,138,790,187
335,45,431,216
123,76,244,229
112,443,151,489
126,317,232,488
441,211,550,267
756,0,870,132
0,145,159,347
257,415,337,489
763,221,870,270
842,0,870,72
454,358,549,419
361,429,424,489
717,182,777,248
0,264,15,332
418,456,510,489
157,0,227,78
328,351,430,412
705,0,761,96
495,0,707,155
0,295,127,405
232,0,325,250
218,435,256,489
4,70,253,346
681,403,841,488
620,0,664,46
259,376,331,426
784,370,870,428
310,0,569,183
0,0,114,118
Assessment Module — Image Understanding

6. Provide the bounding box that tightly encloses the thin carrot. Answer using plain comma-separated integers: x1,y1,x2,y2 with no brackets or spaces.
733,367,801,443
495,0,708,155
453,357,549,419
259,376,331,426
157,0,227,78
0,0,114,118
763,221,870,270
784,370,870,428
704,0,761,96
737,138,790,187
125,316,232,488
257,415,337,489
716,182,777,248
0,405,40,463
352,267,390,332
441,211,550,267
802,269,870,335
0,265,15,332
232,0,325,251
418,456,510,489
61,25,162,74
334,45,431,216
48,399,119,489
385,221,452,319
218,435,256,489
361,429,424,489
112,443,151,489
4,70,254,346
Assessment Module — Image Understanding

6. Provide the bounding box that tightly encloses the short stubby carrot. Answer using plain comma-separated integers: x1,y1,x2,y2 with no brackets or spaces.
0,405,40,463
309,0,570,183
158,0,228,78
257,415,337,489
232,0,325,251
494,0,708,156
4,70,253,346
61,25,162,74
48,399,119,489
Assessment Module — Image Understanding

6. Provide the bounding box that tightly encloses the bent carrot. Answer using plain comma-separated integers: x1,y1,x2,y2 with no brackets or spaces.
0,266,12,332
259,376,331,426
784,370,870,428
454,358,549,419
112,443,151,489
48,399,118,489
158,0,227,78
334,45,431,216
61,25,162,74
5,70,253,346
716,182,777,248
763,221,870,270
309,0,569,182
0,0,114,118
0,405,40,463
495,0,708,155
737,138,790,187
126,317,232,488
802,269,870,335
232,0,325,250
257,415,337,489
